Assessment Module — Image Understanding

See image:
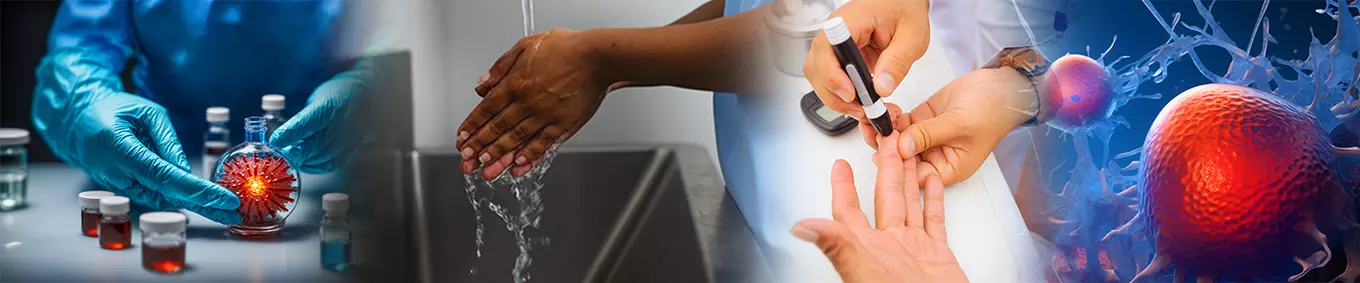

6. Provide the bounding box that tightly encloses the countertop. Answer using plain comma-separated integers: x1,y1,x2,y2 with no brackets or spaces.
0,160,349,282
0,145,768,283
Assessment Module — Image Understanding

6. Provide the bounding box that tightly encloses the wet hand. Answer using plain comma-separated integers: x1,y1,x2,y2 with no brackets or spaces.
803,0,930,124
458,28,611,180
791,132,967,283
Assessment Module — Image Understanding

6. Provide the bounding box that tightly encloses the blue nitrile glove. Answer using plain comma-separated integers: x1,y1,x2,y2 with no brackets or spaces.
270,66,370,174
32,50,243,225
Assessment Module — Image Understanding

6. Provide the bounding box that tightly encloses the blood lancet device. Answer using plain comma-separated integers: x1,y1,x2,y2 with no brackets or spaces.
822,17,893,136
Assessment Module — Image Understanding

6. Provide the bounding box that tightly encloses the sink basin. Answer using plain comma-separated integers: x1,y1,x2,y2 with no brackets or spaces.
349,147,722,283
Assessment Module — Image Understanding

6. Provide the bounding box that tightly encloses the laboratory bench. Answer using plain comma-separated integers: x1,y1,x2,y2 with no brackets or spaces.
0,159,350,282
0,144,770,283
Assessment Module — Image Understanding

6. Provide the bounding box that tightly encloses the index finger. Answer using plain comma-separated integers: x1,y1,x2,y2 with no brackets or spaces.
805,34,865,120
114,134,240,210
270,103,328,148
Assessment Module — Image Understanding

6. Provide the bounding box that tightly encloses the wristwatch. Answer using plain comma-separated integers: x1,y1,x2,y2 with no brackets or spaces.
981,46,1050,126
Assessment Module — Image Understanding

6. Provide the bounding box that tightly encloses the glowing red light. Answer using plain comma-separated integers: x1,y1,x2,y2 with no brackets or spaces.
216,155,297,222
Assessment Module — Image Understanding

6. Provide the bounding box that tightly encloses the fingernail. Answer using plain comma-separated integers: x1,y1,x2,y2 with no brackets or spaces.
789,225,819,242
874,73,896,94
458,131,470,141
479,153,491,163
834,87,855,102
461,147,473,157
478,73,490,85
516,156,528,165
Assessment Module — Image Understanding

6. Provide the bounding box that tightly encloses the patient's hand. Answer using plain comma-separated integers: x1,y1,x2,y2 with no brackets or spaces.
791,132,968,283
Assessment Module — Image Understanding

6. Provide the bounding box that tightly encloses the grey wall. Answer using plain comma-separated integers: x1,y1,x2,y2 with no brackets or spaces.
379,0,720,164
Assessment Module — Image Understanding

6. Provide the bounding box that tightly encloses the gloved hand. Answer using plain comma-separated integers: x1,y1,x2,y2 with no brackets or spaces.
270,69,369,174
33,50,242,224
791,132,967,283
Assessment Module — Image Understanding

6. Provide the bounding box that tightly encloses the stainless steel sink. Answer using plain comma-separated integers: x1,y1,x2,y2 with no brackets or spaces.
347,146,753,283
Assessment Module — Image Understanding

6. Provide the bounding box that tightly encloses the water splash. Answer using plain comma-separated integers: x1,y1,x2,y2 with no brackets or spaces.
464,145,561,283
1040,0,1360,281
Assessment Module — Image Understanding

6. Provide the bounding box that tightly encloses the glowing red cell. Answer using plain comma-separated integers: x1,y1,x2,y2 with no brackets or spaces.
1135,83,1346,281
1040,54,1115,130
216,155,298,222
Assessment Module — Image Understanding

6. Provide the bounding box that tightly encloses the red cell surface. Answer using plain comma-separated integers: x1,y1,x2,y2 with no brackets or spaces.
1041,54,1115,129
1137,83,1340,280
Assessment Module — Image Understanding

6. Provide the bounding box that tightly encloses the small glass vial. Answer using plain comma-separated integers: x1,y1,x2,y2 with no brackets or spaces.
140,212,188,273
0,128,30,211
78,191,114,237
99,196,132,250
203,107,231,179
212,117,302,237
261,94,287,138
320,193,351,271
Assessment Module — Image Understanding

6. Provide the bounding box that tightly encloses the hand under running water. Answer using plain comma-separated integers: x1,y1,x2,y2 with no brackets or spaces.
457,28,611,180
791,132,968,283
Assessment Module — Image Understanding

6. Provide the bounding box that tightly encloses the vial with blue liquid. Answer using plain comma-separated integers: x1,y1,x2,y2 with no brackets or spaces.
320,193,351,271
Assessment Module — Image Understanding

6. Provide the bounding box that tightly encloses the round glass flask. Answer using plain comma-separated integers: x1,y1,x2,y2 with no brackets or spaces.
211,117,301,237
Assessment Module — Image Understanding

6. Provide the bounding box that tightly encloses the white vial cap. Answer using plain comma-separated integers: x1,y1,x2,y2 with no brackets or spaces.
262,94,286,111
78,191,115,208
822,17,851,45
140,212,188,233
206,107,230,122
100,196,130,215
322,193,349,213
0,128,29,146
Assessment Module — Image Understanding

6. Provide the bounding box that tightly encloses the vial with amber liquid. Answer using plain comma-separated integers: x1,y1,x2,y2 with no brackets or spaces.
141,212,188,273
99,196,131,250
78,191,113,237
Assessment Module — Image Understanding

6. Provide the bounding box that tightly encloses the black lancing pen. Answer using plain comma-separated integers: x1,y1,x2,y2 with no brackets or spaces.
822,17,893,136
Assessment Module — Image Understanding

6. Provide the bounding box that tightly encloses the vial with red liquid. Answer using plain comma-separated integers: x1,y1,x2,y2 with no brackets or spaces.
98,196,131,250
78,190,113,237
210,116,301,237
140,212,187,273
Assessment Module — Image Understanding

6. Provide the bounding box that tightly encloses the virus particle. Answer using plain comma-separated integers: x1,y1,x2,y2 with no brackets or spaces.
1116,84,1353,282
216,154,298,222
1042,54,1118,131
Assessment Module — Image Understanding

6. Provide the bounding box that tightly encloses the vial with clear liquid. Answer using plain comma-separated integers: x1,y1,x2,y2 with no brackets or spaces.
78,191,114,237
262,94,286,138
204,107,231,179
0,128,30,211
99,196,132,250
320,193,351,271
141,212,187,273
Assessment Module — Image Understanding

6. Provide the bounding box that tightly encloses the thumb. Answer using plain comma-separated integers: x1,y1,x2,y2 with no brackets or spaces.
899,111,968,157
791,219,881,281
870,27,928,97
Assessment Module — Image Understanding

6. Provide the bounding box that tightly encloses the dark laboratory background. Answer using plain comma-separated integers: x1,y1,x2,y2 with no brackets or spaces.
3,1,64,162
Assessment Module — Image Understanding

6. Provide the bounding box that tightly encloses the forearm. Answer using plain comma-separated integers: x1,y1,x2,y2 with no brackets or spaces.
586,4,768,94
